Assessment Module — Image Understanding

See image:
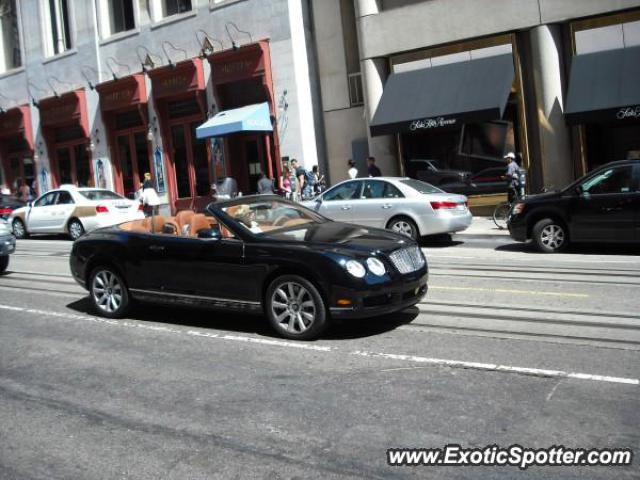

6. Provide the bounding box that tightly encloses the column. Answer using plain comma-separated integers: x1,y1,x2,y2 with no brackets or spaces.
529,25,573,188
356,0,397,176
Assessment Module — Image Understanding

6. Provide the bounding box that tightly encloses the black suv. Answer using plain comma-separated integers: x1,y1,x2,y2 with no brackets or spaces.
406,159,471,186
508,160,640,252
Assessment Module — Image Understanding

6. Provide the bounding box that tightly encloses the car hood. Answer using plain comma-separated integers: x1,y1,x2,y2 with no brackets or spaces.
264,221,413,254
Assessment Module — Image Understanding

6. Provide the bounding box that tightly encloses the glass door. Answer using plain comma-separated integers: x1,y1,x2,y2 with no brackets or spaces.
171,124,191,199
117,134,135,196
57,147,73,185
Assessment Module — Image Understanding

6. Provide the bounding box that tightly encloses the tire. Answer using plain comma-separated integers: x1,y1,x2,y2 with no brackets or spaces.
89,266,130,318
12,218,27,239
387,216,419,240
68,219,85,240
492,202,511,230
0,255,8,273
265,275,328,340
532,218,568,253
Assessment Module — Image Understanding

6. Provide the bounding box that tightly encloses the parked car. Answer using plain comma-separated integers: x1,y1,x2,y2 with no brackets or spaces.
439,166,509,196
303,177,472,240
69,196,428,340
406,159,471,186
10,185,144,240
0,194,26,219
508,160,640,253
0,218,16,273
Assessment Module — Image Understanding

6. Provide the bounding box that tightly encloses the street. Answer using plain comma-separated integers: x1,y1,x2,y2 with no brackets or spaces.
1,224,639,479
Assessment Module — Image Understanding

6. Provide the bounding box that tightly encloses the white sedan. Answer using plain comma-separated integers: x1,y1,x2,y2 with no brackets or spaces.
10,185,145,240
303,177,472,240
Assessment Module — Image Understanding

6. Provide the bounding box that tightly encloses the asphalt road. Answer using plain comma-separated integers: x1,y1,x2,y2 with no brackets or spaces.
0,232,638,479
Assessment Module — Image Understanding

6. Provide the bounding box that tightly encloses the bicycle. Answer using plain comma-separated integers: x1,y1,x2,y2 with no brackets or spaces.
492,185,522,230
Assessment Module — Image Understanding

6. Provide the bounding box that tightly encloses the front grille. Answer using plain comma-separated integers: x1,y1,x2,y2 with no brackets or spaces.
389,246,425,274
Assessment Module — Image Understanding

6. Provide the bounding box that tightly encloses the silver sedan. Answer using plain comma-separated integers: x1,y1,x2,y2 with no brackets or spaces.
303,177,472,239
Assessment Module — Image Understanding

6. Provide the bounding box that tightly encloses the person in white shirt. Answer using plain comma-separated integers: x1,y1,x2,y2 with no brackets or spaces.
347,159,358,179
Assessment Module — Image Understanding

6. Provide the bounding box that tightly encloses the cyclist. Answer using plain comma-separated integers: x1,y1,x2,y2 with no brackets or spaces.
504,152,520,203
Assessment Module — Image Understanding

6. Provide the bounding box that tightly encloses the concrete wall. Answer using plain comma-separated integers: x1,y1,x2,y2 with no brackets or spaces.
323,106,368,183
358,0,640,59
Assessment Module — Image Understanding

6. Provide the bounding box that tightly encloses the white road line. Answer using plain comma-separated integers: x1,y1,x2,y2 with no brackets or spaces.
0,303,637,386
429,285,589,298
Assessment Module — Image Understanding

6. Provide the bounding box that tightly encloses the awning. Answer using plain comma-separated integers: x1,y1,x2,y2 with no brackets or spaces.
370,54,514,136
565,46,640,124
196,102,272,138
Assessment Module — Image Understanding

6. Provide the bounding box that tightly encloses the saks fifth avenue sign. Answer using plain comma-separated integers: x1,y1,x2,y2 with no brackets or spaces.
616,106,640,120
409,116,457,130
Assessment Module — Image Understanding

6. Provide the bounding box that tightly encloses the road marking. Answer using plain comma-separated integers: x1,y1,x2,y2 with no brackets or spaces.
0,303,637,386
429,285,589,298
351,351,639,386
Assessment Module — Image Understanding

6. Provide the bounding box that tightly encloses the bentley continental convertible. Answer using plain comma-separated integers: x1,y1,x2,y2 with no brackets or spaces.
69,196,428,340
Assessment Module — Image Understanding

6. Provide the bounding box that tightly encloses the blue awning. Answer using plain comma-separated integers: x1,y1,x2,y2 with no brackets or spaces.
196,102,273,138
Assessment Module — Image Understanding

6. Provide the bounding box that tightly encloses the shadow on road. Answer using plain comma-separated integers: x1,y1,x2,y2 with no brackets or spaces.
65,297,416,342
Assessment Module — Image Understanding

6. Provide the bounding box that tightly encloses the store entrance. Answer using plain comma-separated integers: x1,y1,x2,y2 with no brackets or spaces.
5,155,35,195
226,134,266,194
55,143,91,187
116,132,151,199
585,122,640,171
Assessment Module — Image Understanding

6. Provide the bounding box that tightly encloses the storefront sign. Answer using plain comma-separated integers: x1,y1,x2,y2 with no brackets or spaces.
39,90,88,136
0,105,33,150
409,116,457,130
154,146,166,194
149,59,205,100
96,75,147,112
616,106,640,120
209,43,267,85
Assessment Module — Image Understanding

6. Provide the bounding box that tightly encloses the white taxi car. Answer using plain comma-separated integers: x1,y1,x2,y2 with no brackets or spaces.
10,185,145,240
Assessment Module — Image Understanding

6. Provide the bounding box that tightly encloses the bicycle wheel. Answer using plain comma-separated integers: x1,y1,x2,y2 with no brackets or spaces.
493,202,511,230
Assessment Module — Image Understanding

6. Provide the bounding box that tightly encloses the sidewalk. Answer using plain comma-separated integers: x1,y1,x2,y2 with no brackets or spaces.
455,216,509,237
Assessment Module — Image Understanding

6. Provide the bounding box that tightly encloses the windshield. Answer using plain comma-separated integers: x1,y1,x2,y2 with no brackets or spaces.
401,179,444,194
221,199,325,235
78,190,125,201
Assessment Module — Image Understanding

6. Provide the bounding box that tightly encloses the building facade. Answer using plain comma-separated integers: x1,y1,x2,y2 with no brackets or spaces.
313,0,640,194
0,0,326,213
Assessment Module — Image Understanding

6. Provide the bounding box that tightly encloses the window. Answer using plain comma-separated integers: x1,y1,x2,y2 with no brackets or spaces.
56,191,74,204
151,0,191,20
78,190,124,201
34,191,58,207
41,0,73,56
323,181,361,201
0,0,22,72
98,0,135,38
581,166,635,195
400,179,444,194
348,73,364,106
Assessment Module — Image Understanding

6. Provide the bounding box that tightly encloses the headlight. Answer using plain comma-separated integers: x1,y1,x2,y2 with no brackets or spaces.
512,202,526,215
366,257,386,276
345,260,366,278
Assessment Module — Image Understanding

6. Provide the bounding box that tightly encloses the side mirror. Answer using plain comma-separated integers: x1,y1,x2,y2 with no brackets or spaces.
575,185,584,196
197,226,222,240
27,201,33,208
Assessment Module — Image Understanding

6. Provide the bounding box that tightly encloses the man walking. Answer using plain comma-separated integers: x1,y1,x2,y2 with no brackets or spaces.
504,152,520,203
257,172,274,194
367,157,382,177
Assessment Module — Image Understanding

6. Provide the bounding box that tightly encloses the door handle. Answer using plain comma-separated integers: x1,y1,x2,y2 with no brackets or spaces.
341,206,352,211
382,204,392,209
149,245,165,252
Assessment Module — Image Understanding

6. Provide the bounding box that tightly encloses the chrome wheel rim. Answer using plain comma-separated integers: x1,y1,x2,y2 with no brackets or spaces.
13,220,24,237
69,222,83,239
271,282,316,334
541,224,565,250
92,270,123,314
391,220,413,237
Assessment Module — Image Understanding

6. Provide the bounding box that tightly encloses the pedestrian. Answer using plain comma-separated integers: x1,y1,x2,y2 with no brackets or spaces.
279,166,293,199
291,159,307,201
347,159,358,179
367,156,382,177
141,173,160,217
15,179,30,203
504,152,520,203
257,172,274,194
312,165,325,194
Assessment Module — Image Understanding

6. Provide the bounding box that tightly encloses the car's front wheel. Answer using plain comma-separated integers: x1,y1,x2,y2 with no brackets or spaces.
68,219,85,240
0,255,8,273
89,267,130,318
532,218,568,253
12,218,27,239
265,275,327,340
387,216,419,240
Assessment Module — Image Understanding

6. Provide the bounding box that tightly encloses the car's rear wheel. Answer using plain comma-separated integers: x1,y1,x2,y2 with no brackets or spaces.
68,219,85,240
12,218,27,239
89,267,130,318
265,275,327,340
532,218,568,253
387,216,419,240
0,255,8,273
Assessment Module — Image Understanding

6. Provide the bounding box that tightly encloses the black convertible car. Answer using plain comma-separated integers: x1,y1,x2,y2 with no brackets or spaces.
70,196,428,340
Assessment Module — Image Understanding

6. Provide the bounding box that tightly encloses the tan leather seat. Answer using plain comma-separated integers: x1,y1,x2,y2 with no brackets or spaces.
142,215,166,234
175,210,196,235
188,214,216,237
